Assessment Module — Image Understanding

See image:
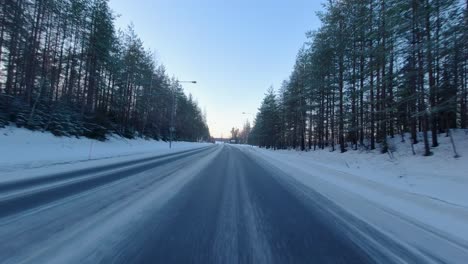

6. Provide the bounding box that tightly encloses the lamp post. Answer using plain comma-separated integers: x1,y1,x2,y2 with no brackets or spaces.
169,81,197,149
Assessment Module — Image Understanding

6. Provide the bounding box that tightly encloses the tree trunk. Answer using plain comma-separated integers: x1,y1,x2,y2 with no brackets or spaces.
425,0,438,147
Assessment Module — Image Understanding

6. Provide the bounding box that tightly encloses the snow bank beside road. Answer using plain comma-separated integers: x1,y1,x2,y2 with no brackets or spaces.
0,126,211,173
245,130,468,208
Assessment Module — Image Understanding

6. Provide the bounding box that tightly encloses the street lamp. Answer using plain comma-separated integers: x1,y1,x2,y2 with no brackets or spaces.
169,80,197,149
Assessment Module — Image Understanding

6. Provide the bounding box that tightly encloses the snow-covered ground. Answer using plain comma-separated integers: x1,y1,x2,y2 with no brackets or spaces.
237,130,468,261
0,126,212,174
245,130,468,208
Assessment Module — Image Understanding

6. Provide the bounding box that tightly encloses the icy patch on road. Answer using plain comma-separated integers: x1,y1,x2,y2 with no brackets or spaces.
16,146,222,264
212,145,273,264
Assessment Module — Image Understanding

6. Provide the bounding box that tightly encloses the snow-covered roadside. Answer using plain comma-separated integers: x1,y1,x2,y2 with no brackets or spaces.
0,126,212,174
242,130,468,208
235,131,468,261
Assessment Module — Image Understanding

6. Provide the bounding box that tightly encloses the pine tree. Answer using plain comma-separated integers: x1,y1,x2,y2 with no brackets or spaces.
250,0,466,157
0,0,210,141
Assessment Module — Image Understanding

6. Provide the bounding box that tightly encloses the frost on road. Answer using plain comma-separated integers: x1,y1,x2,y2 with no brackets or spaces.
0,145,467,264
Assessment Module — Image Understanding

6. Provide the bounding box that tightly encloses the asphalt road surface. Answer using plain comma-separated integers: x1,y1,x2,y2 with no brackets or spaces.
0,145,438,263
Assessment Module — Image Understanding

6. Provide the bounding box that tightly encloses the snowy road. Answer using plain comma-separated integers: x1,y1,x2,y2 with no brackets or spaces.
0,145,463,263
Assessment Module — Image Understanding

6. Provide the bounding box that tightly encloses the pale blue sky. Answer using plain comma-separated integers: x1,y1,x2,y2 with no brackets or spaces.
109,0,325,138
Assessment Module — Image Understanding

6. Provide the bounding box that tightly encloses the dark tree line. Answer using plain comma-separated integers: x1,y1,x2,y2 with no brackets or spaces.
250,0,467,156
0,0,210,141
